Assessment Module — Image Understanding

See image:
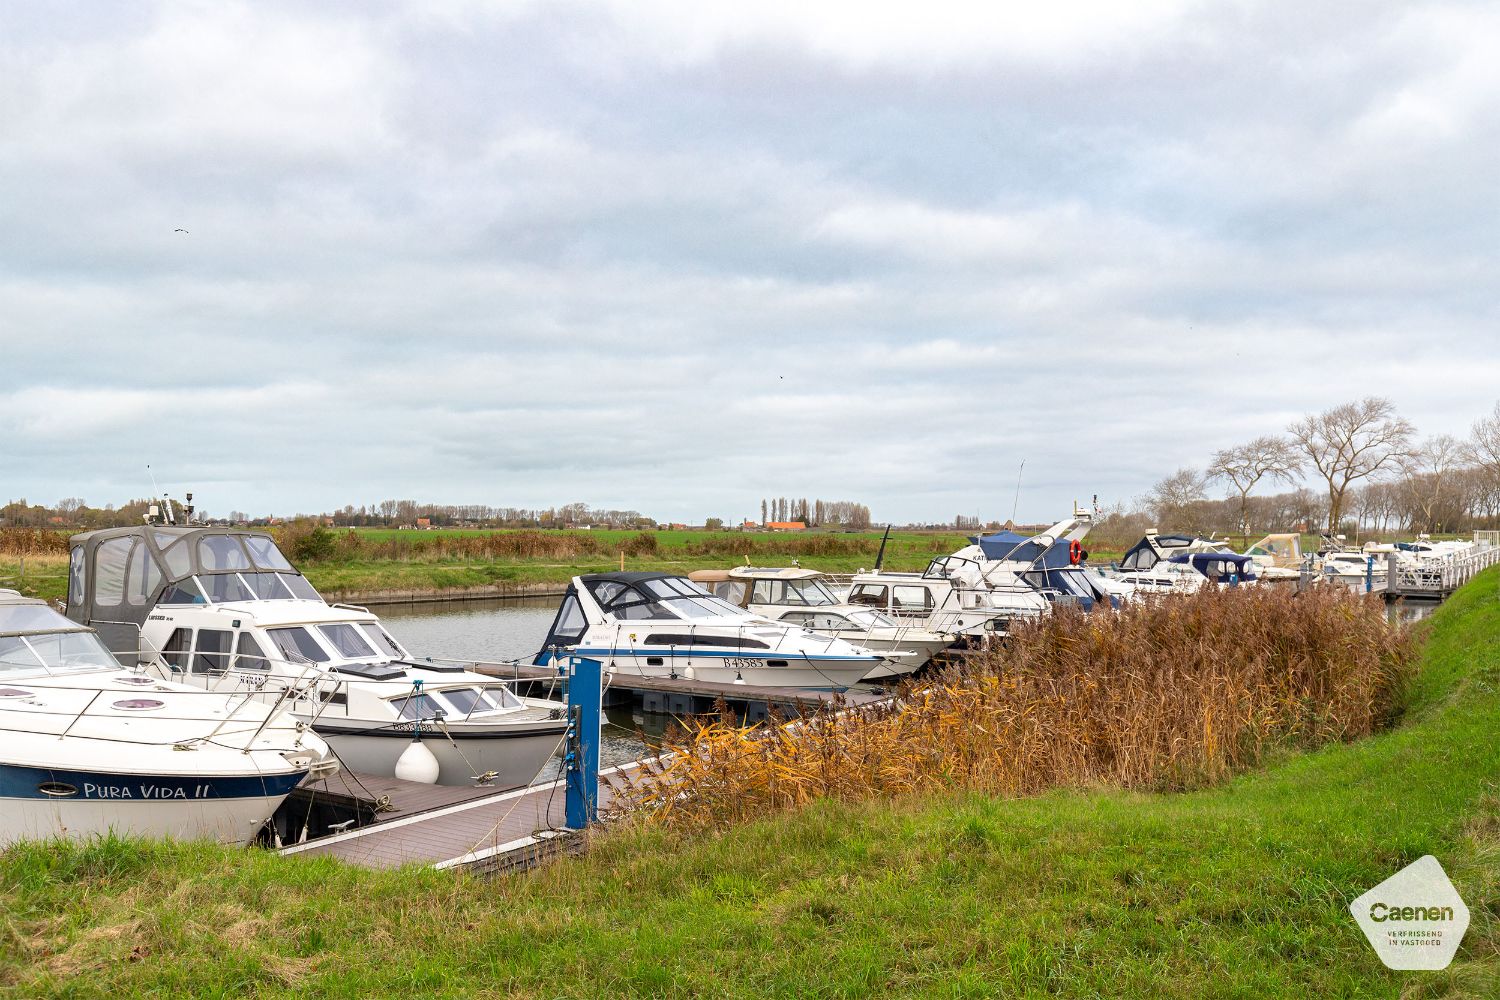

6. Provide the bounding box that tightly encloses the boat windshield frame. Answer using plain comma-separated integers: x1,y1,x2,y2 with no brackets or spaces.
158,571,323,606
0,612,121,677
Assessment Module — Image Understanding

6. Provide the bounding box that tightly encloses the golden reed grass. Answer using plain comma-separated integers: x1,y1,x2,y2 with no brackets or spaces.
624,585,1416,830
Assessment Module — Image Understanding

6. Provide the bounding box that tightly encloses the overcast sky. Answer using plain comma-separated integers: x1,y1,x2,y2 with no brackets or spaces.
2,1,1496,523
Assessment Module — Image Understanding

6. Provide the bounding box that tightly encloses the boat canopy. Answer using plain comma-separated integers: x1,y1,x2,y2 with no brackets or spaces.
1166,552,1258,581
65,526,314,642
0,594,119,677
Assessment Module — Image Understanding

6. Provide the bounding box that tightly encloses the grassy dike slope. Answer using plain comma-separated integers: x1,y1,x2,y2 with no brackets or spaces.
3,574,1499,998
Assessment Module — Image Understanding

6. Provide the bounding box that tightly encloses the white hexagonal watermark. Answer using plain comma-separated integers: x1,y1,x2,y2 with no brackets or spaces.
1351,855,1469,970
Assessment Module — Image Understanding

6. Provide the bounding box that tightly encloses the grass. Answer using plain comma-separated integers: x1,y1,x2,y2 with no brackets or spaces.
2,571,1499,996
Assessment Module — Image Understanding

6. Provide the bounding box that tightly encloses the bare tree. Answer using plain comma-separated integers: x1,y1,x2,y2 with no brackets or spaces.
1207,436,1302,536
1467,400,1500,498
1144,468,1213,532
1400,435,1464,532
1288,397,1415,531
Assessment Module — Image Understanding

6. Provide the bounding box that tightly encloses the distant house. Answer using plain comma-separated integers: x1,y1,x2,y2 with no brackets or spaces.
741,521,759,530
416,517,432,529
767,521,806,531
670,522,687,530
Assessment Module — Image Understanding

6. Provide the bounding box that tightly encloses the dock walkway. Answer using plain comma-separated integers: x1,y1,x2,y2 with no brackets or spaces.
280,766,638,873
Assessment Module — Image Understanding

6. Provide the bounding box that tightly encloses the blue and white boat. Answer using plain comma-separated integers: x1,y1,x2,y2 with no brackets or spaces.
537,572,883,689
969,519,1129,610
1111,532,1258,593
0,590,334,846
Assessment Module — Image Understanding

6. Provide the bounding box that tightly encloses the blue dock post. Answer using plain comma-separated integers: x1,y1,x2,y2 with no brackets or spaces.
1366,555,1374,593
564,656,603,829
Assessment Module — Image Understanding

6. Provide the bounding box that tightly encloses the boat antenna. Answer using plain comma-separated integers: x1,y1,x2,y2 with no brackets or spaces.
1011,459,1026,523
873,524,892,570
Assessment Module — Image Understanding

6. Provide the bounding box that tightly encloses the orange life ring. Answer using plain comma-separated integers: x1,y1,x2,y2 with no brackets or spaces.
1068,540,1084,565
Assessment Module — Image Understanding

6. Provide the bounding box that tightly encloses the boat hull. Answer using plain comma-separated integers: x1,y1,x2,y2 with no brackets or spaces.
0,763,307,847
591,654,876,689
314,721,566,787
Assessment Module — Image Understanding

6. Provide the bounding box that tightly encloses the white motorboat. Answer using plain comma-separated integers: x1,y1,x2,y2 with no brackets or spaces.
1,590,333,846
64,525,567,788
962,507,1135,609
536,572,883,689
688,567,954,679
1108,531,1258,593
1242,533,1305,585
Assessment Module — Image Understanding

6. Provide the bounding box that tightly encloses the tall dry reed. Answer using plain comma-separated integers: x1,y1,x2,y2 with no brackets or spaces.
0,528,69,556
624,585,1416,830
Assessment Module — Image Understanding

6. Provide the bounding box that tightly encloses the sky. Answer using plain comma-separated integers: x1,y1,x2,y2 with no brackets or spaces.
2,1,1497,524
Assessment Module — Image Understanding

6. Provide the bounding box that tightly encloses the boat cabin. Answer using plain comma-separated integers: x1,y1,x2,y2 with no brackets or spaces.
65,526,322,659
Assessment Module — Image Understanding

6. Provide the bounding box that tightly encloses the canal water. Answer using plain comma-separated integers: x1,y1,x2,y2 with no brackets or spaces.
377,596,656,777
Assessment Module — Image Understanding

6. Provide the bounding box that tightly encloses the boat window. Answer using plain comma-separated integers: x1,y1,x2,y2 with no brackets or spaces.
0,635,41,674
192,629,233,674
441,687,483,716
545,594,590,647
643,580,680,600
781,611,812,624
159,579,207,605
394,692,443,721
0,604,73,634
848,584,888,607
712,581,748,605
892,586,933,611
234,632,271,671
267,627,331,664
94,537,132,607
198,535,251,572
126,540,164,607
590,580,628,605
845,609,896,626
279,574,321,601
243,535,295,572
750,580,777,605
642,633,770,649
161,628,191,670
161,537,192,579
2,630,117,674
616,601,676,620
798,613,849,630
484,686,523,710
359,623,407,659
201,573,255,604
319,624,378,659
243,572,295,600
68,547,86,610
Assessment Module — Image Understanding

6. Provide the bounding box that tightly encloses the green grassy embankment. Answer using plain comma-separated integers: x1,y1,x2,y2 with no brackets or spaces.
2,571,1498,997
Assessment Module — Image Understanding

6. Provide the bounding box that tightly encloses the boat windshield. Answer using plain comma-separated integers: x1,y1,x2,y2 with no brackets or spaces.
587,577,745,621
844,608,898,627
159,572,322,605
0,604,118,677
749,578,839,607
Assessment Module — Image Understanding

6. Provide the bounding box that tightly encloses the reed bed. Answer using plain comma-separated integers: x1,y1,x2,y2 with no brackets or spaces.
625,585,1416,830
0,528,69,556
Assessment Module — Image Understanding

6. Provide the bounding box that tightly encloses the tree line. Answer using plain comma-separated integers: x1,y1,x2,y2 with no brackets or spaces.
756,498,872,529
1136,397,1500,537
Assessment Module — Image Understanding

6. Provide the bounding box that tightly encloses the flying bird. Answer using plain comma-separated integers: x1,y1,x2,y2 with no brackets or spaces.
173,228,189,234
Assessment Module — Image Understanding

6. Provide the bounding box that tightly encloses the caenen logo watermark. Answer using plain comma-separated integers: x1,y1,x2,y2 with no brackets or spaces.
1351,855,1469,970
